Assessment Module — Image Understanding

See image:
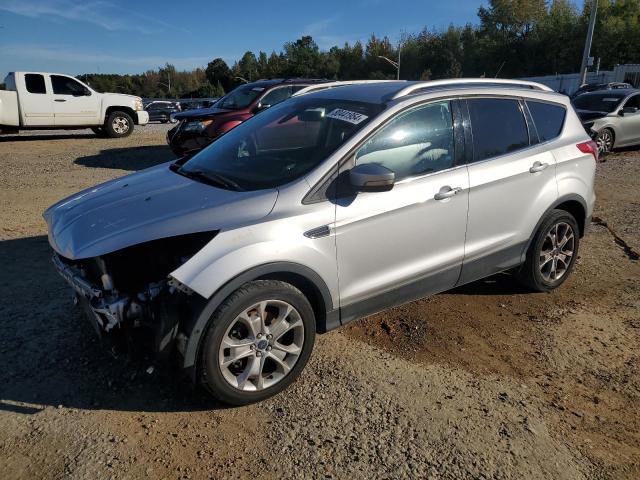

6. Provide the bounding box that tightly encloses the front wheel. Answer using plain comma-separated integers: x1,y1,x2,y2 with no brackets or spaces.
105,111,134,138
516,209,580,292
199,280,316,405
595,128,614,154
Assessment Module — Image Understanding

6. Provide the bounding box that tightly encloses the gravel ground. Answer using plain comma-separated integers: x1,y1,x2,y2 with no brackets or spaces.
0,124,638,479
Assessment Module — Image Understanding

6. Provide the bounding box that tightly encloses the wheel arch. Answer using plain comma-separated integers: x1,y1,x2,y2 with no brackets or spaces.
104,106,136,124
180,262,337,373
521,194,588,262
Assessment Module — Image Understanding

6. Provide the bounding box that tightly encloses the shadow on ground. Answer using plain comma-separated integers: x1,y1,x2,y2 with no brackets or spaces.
0,133,96,142
75,145,175,171
0,235,225,414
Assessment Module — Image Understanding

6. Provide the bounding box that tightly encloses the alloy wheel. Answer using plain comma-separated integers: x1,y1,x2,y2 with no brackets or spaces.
539,222,575,282
218,300,305,391
596,130,613,154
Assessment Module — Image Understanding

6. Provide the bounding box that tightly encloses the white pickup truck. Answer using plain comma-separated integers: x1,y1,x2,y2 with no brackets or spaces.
0,71,149,137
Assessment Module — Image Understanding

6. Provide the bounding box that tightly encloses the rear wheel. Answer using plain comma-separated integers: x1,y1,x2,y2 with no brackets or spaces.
516,209,580,292
199,280,315,405
104,111,134,138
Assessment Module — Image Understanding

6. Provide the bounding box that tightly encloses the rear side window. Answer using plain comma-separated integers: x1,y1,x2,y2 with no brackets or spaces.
527,101,566,142
467,98,529,162
25,74,46,94
260,86,292,107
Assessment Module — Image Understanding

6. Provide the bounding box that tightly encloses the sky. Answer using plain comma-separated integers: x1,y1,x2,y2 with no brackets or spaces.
0,0,492,79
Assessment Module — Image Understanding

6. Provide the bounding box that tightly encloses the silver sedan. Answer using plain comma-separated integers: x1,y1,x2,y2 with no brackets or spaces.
574,88,640,153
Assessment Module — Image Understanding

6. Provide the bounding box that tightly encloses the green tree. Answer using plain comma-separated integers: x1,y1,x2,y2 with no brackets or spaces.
205,58,232,91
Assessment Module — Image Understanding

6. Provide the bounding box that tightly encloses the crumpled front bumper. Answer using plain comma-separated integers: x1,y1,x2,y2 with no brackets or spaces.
52,254,129,334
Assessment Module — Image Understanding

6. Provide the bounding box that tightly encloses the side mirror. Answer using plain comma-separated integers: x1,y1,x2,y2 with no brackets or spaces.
349,163,395,192
620,106,638,116
254,103,270,113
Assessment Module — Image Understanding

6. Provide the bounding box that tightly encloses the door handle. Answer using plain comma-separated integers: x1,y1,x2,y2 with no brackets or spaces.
434,186,462,200
54,99,67,102
529,161,548,173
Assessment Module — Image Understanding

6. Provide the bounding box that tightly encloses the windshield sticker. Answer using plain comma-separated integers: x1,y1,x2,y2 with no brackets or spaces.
603,98,619,102
251,87,265,92
326,108,369,125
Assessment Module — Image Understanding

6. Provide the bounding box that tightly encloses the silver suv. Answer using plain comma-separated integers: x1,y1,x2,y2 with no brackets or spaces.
45,79,597,405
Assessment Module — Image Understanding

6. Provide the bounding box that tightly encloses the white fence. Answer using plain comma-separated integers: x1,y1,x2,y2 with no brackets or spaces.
520,64,640,94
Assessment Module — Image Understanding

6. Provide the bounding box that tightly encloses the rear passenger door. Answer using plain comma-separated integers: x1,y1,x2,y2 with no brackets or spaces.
459,97,559,284
617,93,640,147
19,73,54,126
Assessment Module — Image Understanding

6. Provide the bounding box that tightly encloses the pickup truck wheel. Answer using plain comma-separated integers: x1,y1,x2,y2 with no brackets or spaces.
105,111,134,138
199,280,315,405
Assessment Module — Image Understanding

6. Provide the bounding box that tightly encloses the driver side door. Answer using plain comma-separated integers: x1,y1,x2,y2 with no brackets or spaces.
334,100,470,322
50,74,100,126
617,93,640,147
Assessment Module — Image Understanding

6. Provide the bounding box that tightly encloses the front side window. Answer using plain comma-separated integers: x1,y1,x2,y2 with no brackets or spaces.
355,101,455,181
216,84,265,110
527,100,566,143
51,75,88,95
179,98,383,191
623,94,640,110
260,86,292,107
25,74,46,94
468,98,529,162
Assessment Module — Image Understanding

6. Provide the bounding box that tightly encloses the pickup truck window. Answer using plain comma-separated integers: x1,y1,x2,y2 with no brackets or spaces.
51,75,87,96
25,74,46,94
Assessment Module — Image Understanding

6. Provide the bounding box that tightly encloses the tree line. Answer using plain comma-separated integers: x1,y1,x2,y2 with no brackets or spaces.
75,0,640,98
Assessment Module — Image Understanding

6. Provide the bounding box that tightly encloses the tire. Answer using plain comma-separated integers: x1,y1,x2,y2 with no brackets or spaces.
104,111,134,138
516,209,580,292
595,128,614,154
161,119,169,124
199,280,316,405
91,127,105,137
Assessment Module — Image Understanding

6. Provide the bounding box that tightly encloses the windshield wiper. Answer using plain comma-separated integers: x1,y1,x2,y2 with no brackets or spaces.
177,167,244,191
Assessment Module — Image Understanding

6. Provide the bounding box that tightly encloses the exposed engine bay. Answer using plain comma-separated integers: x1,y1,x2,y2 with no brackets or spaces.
52,232,216,358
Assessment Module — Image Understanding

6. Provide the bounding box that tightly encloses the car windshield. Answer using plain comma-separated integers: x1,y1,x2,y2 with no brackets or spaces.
573,93,625,113
215,84,267,110
179,97,383,191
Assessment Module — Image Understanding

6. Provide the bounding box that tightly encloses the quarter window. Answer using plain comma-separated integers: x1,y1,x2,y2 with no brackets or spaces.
467,98,529,162
355,101,455,181
527,101,566,143
51,75,88,95
25,74,46,94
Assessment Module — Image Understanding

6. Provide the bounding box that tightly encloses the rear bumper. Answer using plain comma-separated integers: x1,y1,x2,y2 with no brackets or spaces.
136,111,149,125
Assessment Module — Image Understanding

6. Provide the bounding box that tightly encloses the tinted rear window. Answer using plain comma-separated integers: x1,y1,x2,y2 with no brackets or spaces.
527,101,566,142
468,98,529,162
25,74,46,94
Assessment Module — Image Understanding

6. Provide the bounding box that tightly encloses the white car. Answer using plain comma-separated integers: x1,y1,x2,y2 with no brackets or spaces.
0,71,149,137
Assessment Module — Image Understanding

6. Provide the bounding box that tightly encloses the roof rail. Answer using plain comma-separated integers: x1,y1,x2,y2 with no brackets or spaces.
392,78,553,99
293,80,402,97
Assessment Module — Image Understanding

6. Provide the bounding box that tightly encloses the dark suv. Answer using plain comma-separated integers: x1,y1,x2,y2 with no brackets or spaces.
167,78,328,156
145,101,181,123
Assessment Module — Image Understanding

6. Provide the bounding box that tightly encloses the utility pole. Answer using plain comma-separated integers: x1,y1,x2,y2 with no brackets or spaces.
579,0,598,86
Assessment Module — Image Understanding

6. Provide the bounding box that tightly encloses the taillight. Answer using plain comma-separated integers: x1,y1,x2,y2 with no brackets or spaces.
577,140,599,162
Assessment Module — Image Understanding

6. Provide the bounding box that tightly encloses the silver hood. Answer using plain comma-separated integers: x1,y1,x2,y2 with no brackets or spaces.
44,162,278,260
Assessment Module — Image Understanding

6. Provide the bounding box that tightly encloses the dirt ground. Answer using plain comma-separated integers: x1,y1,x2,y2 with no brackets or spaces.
0,124,638,480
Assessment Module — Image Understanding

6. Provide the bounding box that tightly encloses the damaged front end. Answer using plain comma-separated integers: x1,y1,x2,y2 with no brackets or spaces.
52,232,215,359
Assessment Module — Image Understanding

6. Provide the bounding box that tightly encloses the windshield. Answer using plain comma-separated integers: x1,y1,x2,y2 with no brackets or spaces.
179,97,384,191
573,93,625,113
215,84,266,110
